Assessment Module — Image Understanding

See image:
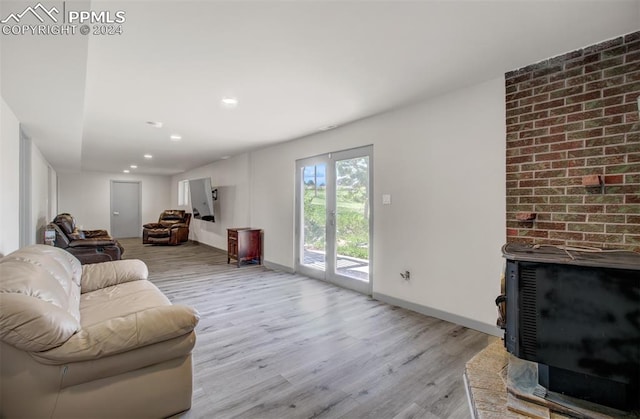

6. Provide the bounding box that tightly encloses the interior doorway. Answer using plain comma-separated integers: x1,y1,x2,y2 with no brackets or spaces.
110,180,141,238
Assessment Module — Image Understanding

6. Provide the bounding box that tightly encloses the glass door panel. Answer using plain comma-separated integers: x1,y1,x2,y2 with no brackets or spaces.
335,156,370,281
301,163,327,272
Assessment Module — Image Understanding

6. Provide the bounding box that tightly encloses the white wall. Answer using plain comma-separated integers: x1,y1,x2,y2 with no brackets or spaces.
58,171,172,236
31,144,54,244
0,98,20,256
170,153,252,250
181,77,506,333
261,77,505,332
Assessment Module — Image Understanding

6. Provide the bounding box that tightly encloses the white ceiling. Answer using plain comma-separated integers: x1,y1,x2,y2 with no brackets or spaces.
2,0,639,175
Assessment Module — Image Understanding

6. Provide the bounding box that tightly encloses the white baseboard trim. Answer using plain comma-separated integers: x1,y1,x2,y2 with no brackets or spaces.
372,292,503,337
263,260,295,273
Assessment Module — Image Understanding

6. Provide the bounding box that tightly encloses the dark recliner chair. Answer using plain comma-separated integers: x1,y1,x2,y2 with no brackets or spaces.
143,210,191,245
48,213,124,264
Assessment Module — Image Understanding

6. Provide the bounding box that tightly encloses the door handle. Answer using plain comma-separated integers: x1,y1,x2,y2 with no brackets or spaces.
113,211,120,215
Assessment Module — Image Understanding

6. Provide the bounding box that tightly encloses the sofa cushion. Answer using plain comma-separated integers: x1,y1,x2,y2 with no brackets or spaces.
33,304,199,363
81,259,148,294
80,280,171,327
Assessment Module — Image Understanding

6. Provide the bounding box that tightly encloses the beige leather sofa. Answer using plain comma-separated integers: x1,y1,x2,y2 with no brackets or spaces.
0,245,199,419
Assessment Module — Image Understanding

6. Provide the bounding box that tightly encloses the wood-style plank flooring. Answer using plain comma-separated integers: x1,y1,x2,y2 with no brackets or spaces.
121,238,494,419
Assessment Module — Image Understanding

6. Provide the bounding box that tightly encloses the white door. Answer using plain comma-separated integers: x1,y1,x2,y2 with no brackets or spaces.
295,145,373,295
110,181,141,238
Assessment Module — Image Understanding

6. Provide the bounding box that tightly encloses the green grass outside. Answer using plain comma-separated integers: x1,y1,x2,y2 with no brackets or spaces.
303,186,369,260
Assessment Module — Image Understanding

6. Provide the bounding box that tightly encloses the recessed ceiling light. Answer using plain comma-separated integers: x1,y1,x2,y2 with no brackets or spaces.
144,154,152,159
221,156,230,160
123,169,130,173
130,165,138,169
221,97,238,108
146,121,163,128
319,125,338,131
170,134,182,141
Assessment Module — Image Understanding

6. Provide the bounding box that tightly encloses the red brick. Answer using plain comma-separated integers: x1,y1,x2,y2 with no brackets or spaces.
605,103,639,115
585,56,624,73
567,129,603,140
506,72,533,86
520,93,551,106
536,152,567,162
587,155,626,166
625,70,640,82
506,155,534,165
535,116,566,128
605,143,640,155
550,85,584,99
566,109,604,123
549,231,584,241
585,136,624,147
550,179,583,190
549,122,584,134
520,110,550,123
549,104,583,116
533,99,565,112
519,179,549,188
604,81,640,97
535,134,566,145
535,169,567,179
507,138,535,148
506,106,533,118
588,214,625,223
603,62,640,78
533,65,563,78
567,205,605,214
506,89,533,102
583,233,624,243
603,175,624,184
520,128,550,139
606,224,640,234
584,115,624,128
507,122,534,133
552,159,585,169
536,222,567,230
565,91,602,104
549,67,583,82
585,76,625,91
566,72,602,87
518,230,549,238
549,140,585,151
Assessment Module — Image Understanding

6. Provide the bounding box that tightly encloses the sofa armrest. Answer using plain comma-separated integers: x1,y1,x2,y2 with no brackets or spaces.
68,238,117,247
82,229,111,239
143,223,163,229
31,305,200,364
169,223,188,229
81,259,148,293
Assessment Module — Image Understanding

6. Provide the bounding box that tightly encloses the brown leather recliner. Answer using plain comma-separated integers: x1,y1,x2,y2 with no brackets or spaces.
143,210,191,245
48,213,124,264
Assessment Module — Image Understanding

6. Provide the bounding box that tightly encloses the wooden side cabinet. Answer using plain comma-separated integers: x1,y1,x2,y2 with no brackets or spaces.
227,228,263,267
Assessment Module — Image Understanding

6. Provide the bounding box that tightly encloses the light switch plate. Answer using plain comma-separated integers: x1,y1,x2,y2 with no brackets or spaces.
382,194,391,205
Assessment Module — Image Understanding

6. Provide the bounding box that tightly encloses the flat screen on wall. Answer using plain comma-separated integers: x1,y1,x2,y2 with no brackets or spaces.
188,178,215,222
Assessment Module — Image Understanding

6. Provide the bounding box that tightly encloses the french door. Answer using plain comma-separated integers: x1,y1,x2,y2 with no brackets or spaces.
295,145,373,295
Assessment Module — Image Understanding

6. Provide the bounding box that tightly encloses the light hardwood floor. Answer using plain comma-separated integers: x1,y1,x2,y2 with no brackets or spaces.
121,238,494,419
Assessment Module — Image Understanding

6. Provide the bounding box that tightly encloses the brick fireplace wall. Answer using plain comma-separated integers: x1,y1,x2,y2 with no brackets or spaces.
505,31,640,252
